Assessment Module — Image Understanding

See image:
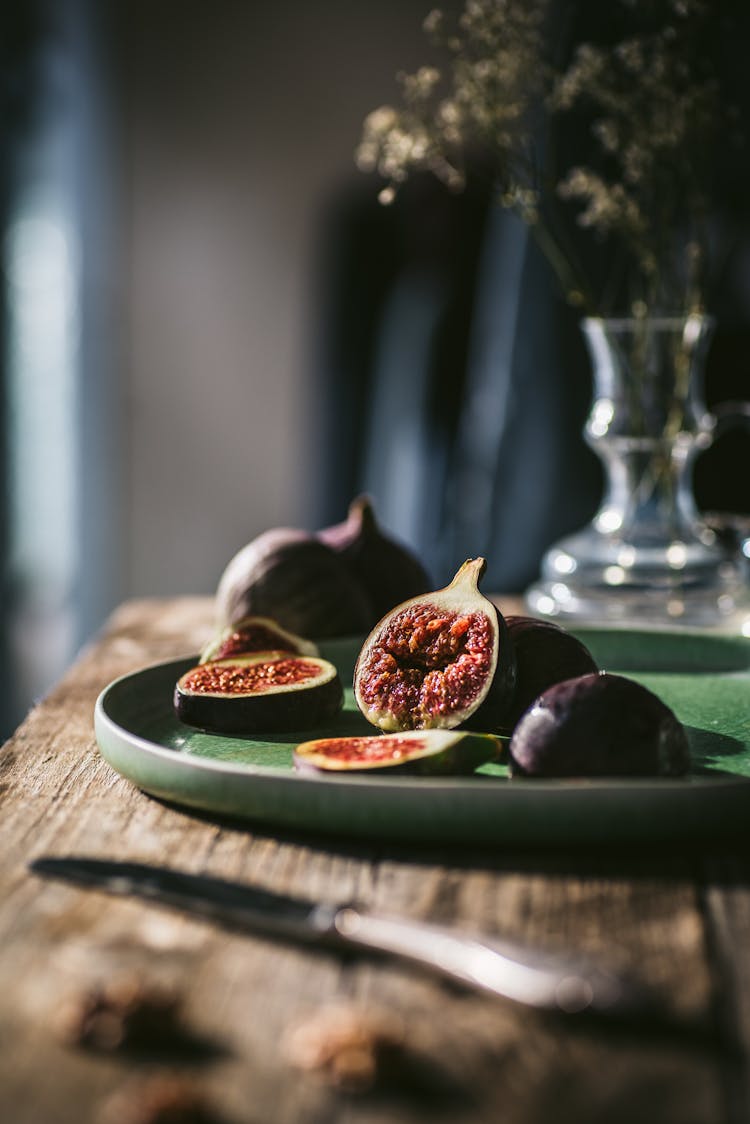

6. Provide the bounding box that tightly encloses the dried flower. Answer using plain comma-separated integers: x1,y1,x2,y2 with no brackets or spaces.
282,1003,407,1092
56,976,184,1053
358,0,744,317
98,1074,222,1124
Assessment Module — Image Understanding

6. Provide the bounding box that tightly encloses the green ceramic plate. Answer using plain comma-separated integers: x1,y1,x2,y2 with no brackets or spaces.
94,630,750,845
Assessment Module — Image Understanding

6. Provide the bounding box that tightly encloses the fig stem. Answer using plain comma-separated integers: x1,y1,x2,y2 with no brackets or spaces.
449,558,487,590
349,494,377,533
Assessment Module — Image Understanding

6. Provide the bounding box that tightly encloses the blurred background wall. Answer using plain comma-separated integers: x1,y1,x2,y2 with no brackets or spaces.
1,0,482,738
115,0,470,597
1,0,748,739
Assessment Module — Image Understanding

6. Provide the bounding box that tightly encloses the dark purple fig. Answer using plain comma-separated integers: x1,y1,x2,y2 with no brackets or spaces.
174,652,343,734
508,672,690,778
353,558,515,732
294,729,501,776
199,616,318,664
318,496,432,623
214,528,373,639
501,616,598,733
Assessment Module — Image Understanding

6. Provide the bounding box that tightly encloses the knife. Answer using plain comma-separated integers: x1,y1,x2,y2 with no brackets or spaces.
30,855,653,1020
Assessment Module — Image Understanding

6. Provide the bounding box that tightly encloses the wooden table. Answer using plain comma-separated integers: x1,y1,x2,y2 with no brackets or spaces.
2,597,750,1124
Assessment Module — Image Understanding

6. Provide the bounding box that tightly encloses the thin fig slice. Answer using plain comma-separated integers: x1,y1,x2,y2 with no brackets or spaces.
294,730,501,776
199,616,319,664
508,672,690,778
214,528,373,639
174,653,343,734
501,615,598,733
318,496,432,623
353,558,515,732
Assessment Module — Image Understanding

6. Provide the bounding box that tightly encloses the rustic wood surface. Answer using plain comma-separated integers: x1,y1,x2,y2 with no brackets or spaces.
1,596,749,1124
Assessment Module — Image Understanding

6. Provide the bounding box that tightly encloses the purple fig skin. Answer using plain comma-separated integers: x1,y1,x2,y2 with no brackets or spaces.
318,496,432,625
462,607,515,733
215,528,374,639
508,672,691,778
500,616,598,733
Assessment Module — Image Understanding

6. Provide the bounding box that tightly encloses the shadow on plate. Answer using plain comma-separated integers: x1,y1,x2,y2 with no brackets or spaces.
685,724,747,774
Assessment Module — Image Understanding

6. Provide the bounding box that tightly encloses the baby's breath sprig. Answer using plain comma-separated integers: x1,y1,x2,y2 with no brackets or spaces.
357,0,738,318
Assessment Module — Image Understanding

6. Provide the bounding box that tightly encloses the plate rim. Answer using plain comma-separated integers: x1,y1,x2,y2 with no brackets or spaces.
94,652,750,798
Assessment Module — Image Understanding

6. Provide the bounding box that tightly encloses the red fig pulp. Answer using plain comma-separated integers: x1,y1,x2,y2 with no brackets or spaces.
353,558,515,732
199,616,319,664
294,729,501,775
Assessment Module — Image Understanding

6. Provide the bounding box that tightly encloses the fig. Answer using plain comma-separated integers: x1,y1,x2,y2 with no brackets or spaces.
353,557,515,732
174,652,343,734
508,672,691,778
199,616,318,663
294,730,501,776
501,616,598,733
318,496,432,623
214,528,373,639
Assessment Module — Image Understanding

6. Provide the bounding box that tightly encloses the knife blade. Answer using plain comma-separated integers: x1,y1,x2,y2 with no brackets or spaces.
30,855,652,1020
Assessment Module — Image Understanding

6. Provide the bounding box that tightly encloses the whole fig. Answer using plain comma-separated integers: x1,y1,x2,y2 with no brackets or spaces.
319,496,432,624
501,616,598,733
354,557,515,732
214,528,373,639
508,672,690,778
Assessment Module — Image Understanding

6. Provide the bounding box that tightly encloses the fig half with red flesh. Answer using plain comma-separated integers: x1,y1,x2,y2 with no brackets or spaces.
294,730,501,776
174,653,343,734
353,558,515,732
199,616,319,664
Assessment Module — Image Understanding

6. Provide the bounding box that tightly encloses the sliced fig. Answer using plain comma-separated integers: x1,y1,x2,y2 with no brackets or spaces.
199,615,319,663
353,557,515,732
318,495,432,623
294,730,501,776
508,672,690,778
501,616,598,733
214,528,373,639
174,653,343,734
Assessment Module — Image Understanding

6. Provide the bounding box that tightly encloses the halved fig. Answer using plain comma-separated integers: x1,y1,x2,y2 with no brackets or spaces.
174,653,343,734
508,672,690,778
294,730,501,776
353,558,515,732
199,616,319,664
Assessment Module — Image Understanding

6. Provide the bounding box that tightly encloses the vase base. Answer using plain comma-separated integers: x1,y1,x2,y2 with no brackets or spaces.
524,574,750,632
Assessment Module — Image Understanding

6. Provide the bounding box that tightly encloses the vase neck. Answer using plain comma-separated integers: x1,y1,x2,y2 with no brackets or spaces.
582,315,714,440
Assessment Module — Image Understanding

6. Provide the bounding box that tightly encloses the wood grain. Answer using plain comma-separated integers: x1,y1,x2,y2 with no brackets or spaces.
0,597,748,1124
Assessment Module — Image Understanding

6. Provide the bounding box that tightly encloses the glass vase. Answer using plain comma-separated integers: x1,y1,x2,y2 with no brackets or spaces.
525,314,750,628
